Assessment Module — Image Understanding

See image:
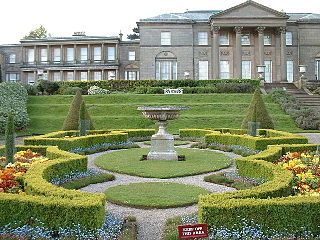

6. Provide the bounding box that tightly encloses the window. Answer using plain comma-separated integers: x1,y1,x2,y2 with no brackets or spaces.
40,49,47,62
219,61,230,79
27,72,35,85
128,51,136,61
199,61,208,80
53,48,61,62
264,60,272,83
53,72,61,81
108,71,116,80
286,32,293,45
241,60,252,79
6,73,19,82
198,32,208,45
161,32,171,45
67,48,74,62
219,33,229,45
287,61,294,83
108,47,115,61
94,71,102,81
125,71,139,80
264,33,271,45
27,49,34,63
80,47,88,62
316,60,320,80
9,54,16,63
93,47,101,61
80,72,88,81
241,34,250,45
156,61,177,80
66,72,74,81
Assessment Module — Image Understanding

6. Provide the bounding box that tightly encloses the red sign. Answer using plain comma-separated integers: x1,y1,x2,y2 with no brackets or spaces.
178,223,208,239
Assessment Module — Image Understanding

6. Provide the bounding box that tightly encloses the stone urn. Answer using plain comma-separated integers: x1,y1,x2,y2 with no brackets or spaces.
137,106,187,160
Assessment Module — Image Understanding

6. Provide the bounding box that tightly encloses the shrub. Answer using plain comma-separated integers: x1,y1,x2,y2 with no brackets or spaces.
22,84,38,95
5,112,16,163
241,88,274,129
78,101,90,136
215,82,255,93
62,91,95,131
0,82,29,133
62,86,83,95
88,85,111,95
37,80,60,95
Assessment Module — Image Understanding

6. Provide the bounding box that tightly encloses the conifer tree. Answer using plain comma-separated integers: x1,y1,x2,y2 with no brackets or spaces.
62,91,94,130
78,101,90,136
241,88,274,129
5,112,16,163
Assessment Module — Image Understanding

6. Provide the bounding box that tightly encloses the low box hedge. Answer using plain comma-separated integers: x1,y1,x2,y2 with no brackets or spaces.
198,143,320,234
0,145,105,229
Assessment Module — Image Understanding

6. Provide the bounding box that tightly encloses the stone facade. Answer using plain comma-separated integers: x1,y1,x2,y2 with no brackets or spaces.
0,0,320,86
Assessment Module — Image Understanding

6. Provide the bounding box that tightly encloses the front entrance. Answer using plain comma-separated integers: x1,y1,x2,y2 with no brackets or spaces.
264,60,272,83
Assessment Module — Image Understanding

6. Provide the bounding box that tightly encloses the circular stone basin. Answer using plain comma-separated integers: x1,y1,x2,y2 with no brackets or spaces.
105,182,209,208
95,148,233,179
137,106,188,121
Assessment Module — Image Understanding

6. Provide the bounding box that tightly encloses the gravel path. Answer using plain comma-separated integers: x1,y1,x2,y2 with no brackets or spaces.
297,133,320,144
81,143,239,240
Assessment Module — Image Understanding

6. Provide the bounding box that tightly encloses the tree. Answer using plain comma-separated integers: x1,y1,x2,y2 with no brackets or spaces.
127,27,140,40
241,88,274,129
78,101,90,136
5,112,16,164
23,25,50,39
62,90,95,131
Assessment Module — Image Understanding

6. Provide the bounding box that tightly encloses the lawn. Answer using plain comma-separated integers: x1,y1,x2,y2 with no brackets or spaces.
105,182,209,208
94,148,233,178
21,93,304,135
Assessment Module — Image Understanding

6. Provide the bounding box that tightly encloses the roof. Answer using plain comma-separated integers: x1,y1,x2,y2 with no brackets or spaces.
20,35,120,43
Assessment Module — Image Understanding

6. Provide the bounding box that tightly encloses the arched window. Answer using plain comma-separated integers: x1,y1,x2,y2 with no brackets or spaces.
155,51,177,80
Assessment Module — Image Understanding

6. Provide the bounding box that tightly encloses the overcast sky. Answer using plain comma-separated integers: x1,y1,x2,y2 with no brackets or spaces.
1,0,319,45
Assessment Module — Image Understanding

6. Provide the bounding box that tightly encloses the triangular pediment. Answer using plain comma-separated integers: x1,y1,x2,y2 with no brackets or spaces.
210,0,289,19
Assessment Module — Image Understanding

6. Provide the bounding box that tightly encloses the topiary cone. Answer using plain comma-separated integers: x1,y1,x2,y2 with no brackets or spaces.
5,111,16,163
62,90,95,130
241,88,274,129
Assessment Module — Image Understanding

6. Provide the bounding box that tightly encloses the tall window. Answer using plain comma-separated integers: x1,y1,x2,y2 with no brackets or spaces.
316,60,320,80
156,61,177,80
108,71,116,80
94,71,102,81
286,61,294,83
264,33,271,45
66,72,74,81
161,32,171,45
108,47,115,61
53,72,61,81
199,61,208,80
80,72,88,81
67,48,74,62
241,34,250,45
219,33,229,45
93,47,101,61
264,60,272,83
286,32,293,45
241,61,252,79
40,49,47,62
128,51,136,61
125,71,139,80
219,61,230,79
9,54,16,63
198,32,208,45
53,48,61,62
80,47,88,62
27,72,35,85
6,73,19,82
27,49,35,63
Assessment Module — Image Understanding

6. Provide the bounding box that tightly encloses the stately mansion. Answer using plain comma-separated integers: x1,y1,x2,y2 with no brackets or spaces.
1,0,320,87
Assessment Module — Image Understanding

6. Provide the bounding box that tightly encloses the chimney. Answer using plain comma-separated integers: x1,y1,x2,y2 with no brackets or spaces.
119,31,123,41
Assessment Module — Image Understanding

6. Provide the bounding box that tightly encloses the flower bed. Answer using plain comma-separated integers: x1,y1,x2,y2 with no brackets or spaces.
274,150,320,196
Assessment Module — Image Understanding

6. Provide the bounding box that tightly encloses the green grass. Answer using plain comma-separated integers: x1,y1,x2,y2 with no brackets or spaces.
94,148,233,178
143,140,190,146
60,173,115,189
19,93,309,135
204,173,258,190
105,182,209,208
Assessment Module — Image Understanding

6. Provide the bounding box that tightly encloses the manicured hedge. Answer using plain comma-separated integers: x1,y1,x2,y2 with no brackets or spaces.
0,145,105,229
198,143,320,234
179,129,219,138
57,79,260,93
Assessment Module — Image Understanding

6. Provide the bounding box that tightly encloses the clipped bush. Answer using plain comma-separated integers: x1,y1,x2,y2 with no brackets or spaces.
78,101,90,136
22,84,38,95
62,91,94,131
88,85,111,95
5,112,16,163
37,80,60,95
241,88,274,129
0,82,29,133
62,87,83,95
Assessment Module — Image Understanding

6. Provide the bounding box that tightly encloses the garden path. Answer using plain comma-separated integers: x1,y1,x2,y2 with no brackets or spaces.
81,143,239,240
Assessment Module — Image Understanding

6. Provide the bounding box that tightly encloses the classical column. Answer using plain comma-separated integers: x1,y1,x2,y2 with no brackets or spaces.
47,45,50,63
257,27,265,66
211,26,220,79
101,43,105,63
234,26,243,78
279,27,287,81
